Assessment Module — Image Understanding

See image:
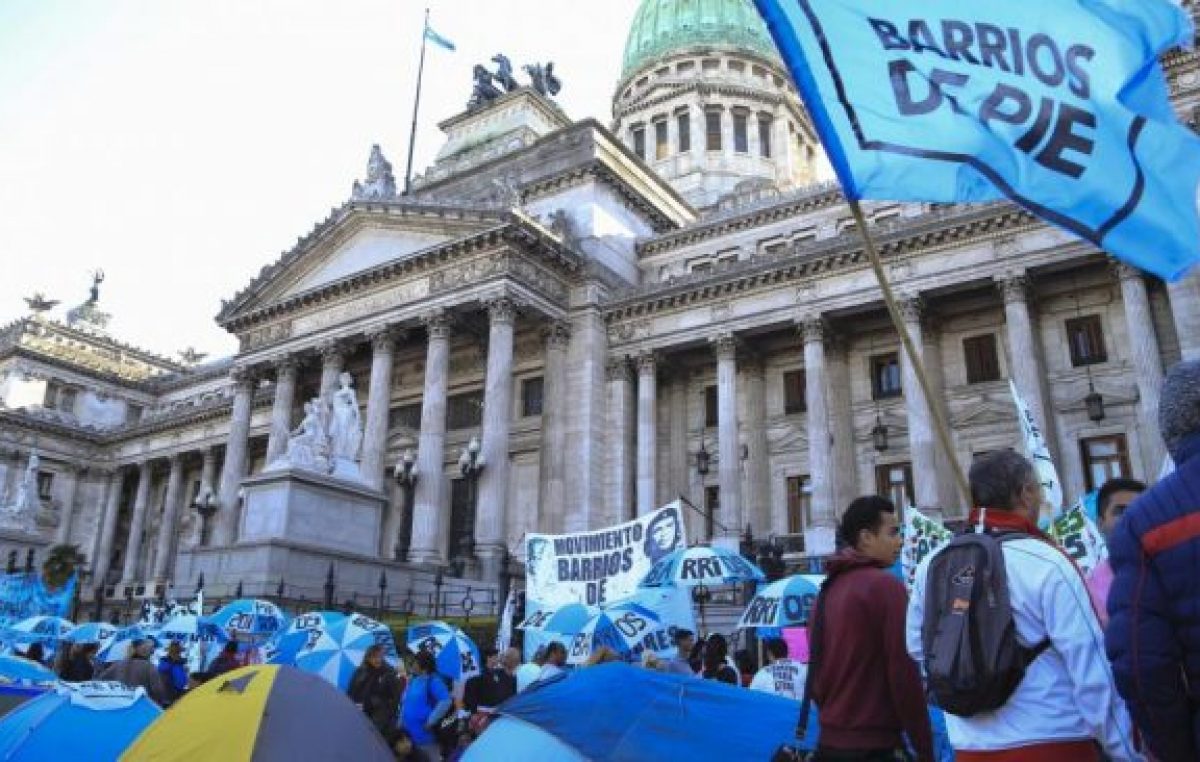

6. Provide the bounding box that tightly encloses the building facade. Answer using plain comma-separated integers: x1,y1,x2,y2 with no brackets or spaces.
2,0,1199,603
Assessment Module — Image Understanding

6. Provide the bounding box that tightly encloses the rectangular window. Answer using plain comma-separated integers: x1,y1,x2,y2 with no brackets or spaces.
704,385,719,428
446,391,484,430
689,261,713,275
1081,435,1131,492
58,387,77,413
448,479,476,560
759,116,772,158
704,486,720,540
654,119,669,160
875,463,914,512
677,112,691,153
786,476,812,534
632,126,646,160
733,111,749,153
36,472,53,501
521,377,544,417
705,110,722,151
1066,315,1108,367
871,353,903,399
783,370,807,414
963,334,1001,384
390,403,423,430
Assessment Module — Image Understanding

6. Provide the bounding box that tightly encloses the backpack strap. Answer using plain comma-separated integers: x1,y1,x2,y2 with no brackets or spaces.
991,532,1054,661
797,573,838,739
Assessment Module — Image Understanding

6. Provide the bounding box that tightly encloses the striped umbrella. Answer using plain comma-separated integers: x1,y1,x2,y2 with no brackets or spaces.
737,575,822,629
63,622,117,645
639,545,765,588
0,654,56,687
292,614,399,691
209,599,288,643
97,625,158,664
5,616,75,645
406,621,482,681
518,602,591,636
565,604,668,665
265,611,345,667
123,666,392,761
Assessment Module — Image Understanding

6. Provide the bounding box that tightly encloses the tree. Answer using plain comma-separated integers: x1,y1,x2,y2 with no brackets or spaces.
42,544,84,591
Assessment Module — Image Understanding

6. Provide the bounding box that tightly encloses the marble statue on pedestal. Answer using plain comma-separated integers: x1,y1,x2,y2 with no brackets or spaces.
269,398,332,473
266,374,365,483
328,373,363,478
0,452,40,533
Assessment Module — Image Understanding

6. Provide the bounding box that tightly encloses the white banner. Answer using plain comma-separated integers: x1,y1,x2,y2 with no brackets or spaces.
901,506,954,590
1009,380,1064,517
525,501,687,608
1048,500,1108,577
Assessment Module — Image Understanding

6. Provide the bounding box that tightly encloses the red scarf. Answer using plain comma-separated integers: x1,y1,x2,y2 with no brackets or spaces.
967,506,1049,540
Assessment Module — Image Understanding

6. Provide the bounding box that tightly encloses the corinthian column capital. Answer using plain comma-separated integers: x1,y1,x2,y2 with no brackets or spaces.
486,296,519,326
422,310,453,341
710,333,740,361
797,315,826,344
996,273,1030,305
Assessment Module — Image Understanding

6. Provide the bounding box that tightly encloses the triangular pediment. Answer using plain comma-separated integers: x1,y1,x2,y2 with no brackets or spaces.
951,398,1019,429
220,202,506,324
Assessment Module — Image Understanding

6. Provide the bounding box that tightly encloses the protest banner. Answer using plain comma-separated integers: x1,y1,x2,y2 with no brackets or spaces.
901,506,955,589
0,572,75,621
1047,500,1107,576
1009,380,1065,517
525,501,686,608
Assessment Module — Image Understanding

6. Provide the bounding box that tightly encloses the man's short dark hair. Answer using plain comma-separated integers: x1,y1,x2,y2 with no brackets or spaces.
969,451,1035,510
544,641,567,660
1096,477,1147,521
837,495,896,549
673,628,694,645
414,650,437,674
482,646,499,660
764,638,789,661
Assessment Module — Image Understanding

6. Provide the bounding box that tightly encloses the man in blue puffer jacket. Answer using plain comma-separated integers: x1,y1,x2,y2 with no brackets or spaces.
1107,360,1200,762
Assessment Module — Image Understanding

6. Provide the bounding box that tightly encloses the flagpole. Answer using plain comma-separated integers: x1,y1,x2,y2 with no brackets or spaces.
403,8,430,196
848,199,972,509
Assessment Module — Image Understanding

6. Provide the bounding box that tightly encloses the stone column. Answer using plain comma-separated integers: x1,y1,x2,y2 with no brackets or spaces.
563,287,609,533
213,367,255,547
53,465,81,545
188,448,217,549
1167,269,1200,362
828,337,858,512
1117,264,1168,472
898,297,940,513
318,340,346,399
741,358,771,537
120,462,153,582
92,469,124,586
712,334,742,536
265,356,298,465
410,312,452,565
538,323,570,533
362,327,401,490
668,372,690,502
801,316,837,554
635,352,659,516
151,454,185,580
998,274,1055,452
476,297,517,585
606,358,635,523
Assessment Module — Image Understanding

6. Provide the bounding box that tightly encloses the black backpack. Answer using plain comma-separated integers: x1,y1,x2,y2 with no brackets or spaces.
920,531,1050,717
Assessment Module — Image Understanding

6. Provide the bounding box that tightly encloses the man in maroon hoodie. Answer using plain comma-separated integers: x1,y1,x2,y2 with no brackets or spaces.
807,495,934,762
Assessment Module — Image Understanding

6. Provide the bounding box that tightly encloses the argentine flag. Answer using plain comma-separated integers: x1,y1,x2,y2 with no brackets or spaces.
424,21,456,52
753,0,1200,281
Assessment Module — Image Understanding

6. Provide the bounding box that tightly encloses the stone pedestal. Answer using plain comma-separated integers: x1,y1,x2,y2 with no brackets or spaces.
238,469,385,557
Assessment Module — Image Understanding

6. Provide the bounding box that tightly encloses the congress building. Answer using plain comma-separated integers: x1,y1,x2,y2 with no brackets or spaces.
2,0,1199,612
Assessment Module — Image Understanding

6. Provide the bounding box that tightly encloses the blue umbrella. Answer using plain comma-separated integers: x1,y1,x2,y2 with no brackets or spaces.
157,614,227,646
737,575,822,629
518,602,591,636
96,626,158,664
639,545,766,588
266,611,345,666
0,681,161,760
63,622,117,645
565,605,668,665
293,614,399,691
0,654,55,687
210,599,288,643
406,621,482,681
5,616,74,645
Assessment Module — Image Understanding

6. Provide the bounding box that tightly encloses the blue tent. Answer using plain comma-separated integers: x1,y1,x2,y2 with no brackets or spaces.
0,682,161,761
466,663,802,761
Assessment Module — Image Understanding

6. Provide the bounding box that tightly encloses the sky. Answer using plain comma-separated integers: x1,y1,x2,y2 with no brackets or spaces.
0,0,642,359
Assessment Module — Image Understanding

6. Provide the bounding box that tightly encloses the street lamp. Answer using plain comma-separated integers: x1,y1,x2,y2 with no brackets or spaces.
871,415,890,452
1085,379,1106,422
393,448,418,560
695,439,711,476
193,489,219,546
377,571,388,618
323,564,336,610
456,437,484,562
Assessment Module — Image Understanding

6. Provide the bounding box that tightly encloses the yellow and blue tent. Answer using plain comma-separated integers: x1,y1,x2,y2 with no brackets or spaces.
122,665,392,761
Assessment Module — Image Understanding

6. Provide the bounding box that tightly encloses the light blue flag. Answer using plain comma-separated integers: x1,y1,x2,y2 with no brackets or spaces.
753,0,1200,281
424,22,456,52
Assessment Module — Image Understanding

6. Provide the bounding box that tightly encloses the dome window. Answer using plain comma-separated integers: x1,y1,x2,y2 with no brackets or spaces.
654,118,669,161
705,109,723,152
758,115,773,159
676,111,692,153
733,111,749,154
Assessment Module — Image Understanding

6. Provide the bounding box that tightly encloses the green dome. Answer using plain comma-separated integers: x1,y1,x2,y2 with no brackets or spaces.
621,0,781,78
